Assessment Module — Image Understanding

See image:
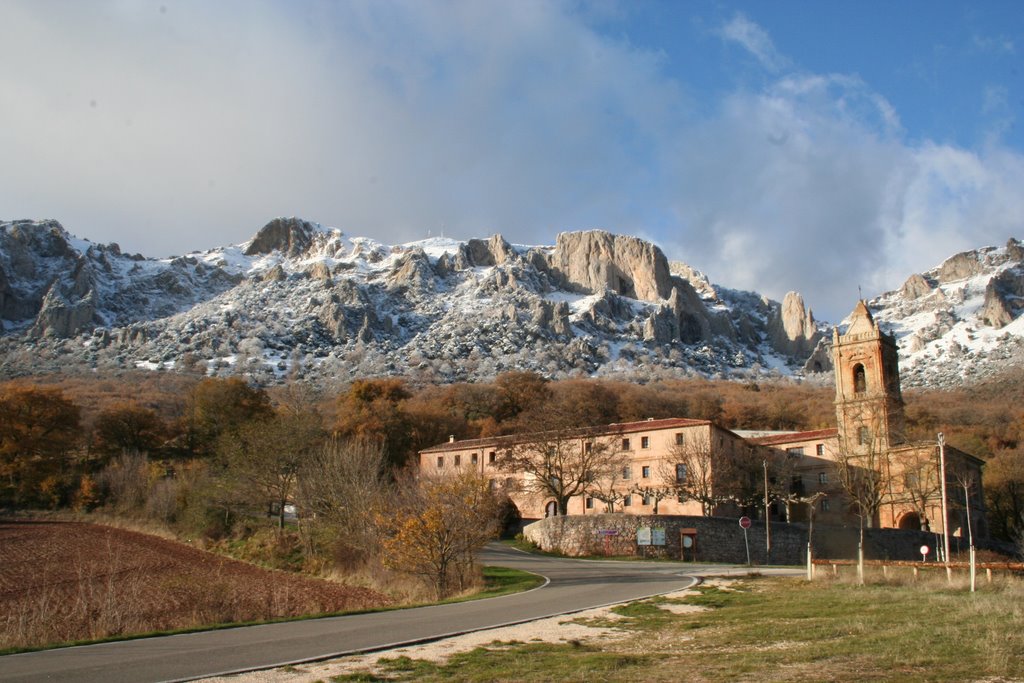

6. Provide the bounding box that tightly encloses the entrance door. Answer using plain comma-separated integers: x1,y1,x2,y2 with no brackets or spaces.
545,501,558,518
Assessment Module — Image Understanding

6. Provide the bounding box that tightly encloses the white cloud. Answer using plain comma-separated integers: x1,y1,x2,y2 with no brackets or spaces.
0,2,1021,324
717,12,787,72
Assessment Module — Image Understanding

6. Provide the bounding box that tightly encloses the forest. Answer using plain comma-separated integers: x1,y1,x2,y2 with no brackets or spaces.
1,367,1022,581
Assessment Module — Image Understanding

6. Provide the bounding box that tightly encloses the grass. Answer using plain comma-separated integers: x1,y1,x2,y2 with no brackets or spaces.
328,575,1024,682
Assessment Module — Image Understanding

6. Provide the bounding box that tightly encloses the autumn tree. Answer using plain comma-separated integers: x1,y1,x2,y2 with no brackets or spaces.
335,379,416,467
92,403,166,457
494,371,551,424
183,378,273,456
0,385,81,506
378,471,502,598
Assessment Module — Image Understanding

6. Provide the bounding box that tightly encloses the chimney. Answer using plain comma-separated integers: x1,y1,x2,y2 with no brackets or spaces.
448,435,455,443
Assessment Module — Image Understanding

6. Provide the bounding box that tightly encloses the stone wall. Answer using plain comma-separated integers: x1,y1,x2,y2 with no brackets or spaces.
523,514,972,565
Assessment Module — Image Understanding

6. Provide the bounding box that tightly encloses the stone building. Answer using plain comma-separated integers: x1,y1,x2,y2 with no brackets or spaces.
419,301,987,539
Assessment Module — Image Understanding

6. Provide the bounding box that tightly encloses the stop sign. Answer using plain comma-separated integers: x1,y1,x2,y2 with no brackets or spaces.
739,516,752,529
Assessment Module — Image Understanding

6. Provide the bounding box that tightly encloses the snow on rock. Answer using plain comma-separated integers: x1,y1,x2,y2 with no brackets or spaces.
8,217,1016,388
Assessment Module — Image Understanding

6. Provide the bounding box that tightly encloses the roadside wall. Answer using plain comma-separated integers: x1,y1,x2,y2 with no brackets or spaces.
523,514,964,565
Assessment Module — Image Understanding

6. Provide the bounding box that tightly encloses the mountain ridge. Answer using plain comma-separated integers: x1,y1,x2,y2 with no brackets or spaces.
1,218,1020,388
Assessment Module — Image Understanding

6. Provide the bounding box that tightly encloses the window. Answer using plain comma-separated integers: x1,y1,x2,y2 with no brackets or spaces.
622,466,632,480
623,494,632,506
904,471,919,488
641,436,650,449
488,479,496,490
675,433,685,446
858,426,870,445
853,363,867,393
436,456,444,468
471,453,478,465
642,493,651,506
642,465,651,478
586,497,594,509
675,463,688,483
816,443,825,456
821,499,831,512
622,438,631,451
584,441,593,454
818,472,828,484
454,454,461,467
489,451,496,464
787,447,805,457
504,477,516,491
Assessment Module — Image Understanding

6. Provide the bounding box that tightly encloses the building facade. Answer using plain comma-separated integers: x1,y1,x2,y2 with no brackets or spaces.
419,301,987,538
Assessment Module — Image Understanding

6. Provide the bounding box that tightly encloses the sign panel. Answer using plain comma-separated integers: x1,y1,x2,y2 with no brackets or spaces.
597,529,619,537
739,516,752,529
636,526,652,546
651,527,666,546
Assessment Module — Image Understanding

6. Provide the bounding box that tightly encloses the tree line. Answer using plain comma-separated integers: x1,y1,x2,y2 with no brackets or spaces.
2,368,1022,561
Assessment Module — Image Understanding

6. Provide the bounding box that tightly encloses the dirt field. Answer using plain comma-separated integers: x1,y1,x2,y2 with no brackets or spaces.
0,519,390,651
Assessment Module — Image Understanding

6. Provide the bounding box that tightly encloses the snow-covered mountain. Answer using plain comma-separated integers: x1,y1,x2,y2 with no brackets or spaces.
0,218,827,383
1,217,1019,387
866,239,1024,387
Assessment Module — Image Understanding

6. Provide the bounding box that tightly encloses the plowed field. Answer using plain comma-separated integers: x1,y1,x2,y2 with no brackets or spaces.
0,519,390,651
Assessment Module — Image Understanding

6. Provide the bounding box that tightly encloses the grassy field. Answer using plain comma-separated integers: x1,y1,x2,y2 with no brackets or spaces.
332,574,1024,682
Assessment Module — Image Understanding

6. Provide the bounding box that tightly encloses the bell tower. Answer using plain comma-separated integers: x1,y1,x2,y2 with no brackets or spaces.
832,300,905,453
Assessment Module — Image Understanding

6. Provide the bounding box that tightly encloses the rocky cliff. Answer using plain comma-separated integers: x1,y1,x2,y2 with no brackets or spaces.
0,218,831,383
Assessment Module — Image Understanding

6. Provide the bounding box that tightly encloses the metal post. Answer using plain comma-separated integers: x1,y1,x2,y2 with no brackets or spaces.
763,460,771,562
743,527,751,567
938,433,950,569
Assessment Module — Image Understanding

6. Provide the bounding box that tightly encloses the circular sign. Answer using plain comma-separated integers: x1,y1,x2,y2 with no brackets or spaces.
682,535,694,548
920,545,930,556
739,516,752,529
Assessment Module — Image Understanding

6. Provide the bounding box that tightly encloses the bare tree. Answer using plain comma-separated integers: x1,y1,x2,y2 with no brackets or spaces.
894,446,942,529
298,436,391,564
664,431,762,515
496,424,619,515
586,452,631,513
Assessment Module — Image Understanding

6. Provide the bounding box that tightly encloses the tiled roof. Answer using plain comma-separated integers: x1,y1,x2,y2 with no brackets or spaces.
747,428,838,447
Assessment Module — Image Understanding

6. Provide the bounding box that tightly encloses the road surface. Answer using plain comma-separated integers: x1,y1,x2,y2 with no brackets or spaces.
0,545,791,683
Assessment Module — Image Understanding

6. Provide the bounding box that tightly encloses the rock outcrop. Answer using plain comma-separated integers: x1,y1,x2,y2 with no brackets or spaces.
899,273,933,301
244,217,318,257
768,292,821,358
547,230,673,302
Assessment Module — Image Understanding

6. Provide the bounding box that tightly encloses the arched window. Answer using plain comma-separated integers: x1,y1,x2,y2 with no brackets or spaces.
853,364,867,394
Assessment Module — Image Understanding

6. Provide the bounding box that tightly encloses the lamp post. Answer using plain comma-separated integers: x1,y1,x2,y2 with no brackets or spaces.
937,432,950,566
763,459,771,562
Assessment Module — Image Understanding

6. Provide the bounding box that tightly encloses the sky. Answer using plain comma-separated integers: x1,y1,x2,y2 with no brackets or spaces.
2,0,1023,322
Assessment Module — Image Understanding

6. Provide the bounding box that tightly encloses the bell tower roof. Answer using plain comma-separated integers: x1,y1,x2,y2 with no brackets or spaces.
844,299,876,336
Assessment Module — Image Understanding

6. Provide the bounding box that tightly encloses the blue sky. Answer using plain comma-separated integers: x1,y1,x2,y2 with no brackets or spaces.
2,0,1022,322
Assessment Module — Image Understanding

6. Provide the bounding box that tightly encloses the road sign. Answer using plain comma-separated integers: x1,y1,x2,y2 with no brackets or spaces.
739,516,752,529
920,545,930,561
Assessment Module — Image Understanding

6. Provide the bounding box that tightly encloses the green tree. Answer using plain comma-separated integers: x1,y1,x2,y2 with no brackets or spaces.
217,410,324,529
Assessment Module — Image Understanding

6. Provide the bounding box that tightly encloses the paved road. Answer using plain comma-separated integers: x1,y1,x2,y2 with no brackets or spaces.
0,546,792,683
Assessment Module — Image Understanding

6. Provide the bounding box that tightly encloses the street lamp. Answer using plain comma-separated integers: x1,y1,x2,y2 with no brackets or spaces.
937,432,950,565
